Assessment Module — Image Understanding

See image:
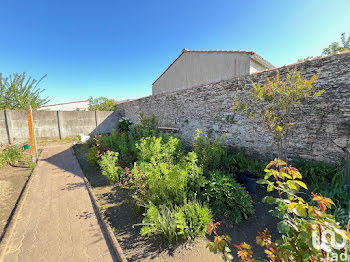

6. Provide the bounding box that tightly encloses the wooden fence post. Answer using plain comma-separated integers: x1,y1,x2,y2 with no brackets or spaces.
27,106,38,160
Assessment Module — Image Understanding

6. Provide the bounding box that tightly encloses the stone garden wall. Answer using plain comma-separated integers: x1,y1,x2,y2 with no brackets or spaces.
119,52,350,163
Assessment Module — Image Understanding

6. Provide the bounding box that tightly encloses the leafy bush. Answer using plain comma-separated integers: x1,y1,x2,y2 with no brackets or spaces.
193,129,226,173
118,117,132,132
99,151,124,184
140,201,212,243
221,153,265,176
102,132,137,167
208,159,350,261
0,146,22,167
296,160,349,227
131,151,203,207
201,171,254,224
86,146,99,168
131,113,160,139
135,135,183,164
86,131,137,168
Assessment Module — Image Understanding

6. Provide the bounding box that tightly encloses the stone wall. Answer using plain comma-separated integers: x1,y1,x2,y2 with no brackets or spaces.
119,52,350,163
0,110,121,144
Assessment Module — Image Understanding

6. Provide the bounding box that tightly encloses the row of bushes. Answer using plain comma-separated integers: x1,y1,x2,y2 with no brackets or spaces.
86,115,255,243
86,114,349,245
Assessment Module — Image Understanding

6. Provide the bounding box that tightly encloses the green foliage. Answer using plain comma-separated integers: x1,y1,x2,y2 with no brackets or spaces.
209,159,350,261
88,96,117,111
193,129,226,173
296,159,349,227
207,222,233,261
201,171,254,224
135,135,183,164
193,129,264,176
221,153,265,176
0,72,49,109
131,113,160,139
0,146,22,167
233,69,322,159
140,201,212,243
323,32,350,56
86,131,137,168
86,146,99,168
131,151,203,207
99,151,124,184
118,117,132,132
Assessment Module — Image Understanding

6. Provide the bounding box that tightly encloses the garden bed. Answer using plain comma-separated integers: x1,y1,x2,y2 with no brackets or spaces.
0,150,34,235
74,143,280,261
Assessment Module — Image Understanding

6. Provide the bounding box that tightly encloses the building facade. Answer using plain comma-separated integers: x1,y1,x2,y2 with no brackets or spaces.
152,49,274,95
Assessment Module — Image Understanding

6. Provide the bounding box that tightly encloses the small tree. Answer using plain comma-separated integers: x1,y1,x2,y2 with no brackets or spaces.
88,96,117,111
323,33,350,56
0,72,49,109
233,69,324,160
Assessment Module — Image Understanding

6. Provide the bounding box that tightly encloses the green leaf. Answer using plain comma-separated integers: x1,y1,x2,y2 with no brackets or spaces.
295,180,308,189
263,196,276,204
294,203,307,217
277,221,290,234
267,184,274,192
257,179,268,185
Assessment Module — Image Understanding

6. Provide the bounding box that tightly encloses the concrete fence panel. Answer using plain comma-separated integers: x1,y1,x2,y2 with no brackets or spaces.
0,110,120,145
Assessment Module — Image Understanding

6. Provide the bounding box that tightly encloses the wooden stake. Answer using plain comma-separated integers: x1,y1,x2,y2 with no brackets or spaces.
27,105,38,160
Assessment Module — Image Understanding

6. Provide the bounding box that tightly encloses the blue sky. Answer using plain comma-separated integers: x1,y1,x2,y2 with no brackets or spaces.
1,0,349,104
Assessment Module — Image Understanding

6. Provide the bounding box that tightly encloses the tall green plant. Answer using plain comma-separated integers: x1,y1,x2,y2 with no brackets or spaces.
99,151,124,184
139,201,212,243
233,69,323,160
201,171,254,224
193,129,226,173
131,151,203,207
135,135,182,164
0,73,49,109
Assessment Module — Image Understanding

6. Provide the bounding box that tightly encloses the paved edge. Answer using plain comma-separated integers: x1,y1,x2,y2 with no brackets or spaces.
71,148,128,262
0,157,39,259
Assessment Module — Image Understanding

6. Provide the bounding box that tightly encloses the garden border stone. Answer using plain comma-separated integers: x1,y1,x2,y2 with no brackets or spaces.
72,147,128,262
0,156,38,257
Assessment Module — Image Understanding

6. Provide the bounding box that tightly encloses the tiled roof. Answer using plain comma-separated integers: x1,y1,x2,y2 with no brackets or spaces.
152,49,274,85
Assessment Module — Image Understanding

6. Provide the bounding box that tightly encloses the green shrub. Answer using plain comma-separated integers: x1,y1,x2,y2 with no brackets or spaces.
193,129,226,173
135,135,183,164
221,153,265,176
86,146,99,167
99,151,124,184
201,171,254,224
131,151,204,207
296,160,349,227
131,113,160,139
0,146,22,166
103,132,137,167
140,201,212,243
118,117,132,132
86,131,137,168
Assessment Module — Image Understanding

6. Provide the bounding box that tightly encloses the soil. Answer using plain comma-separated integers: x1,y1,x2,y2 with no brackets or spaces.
73,143,280,261
0,151,33,234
